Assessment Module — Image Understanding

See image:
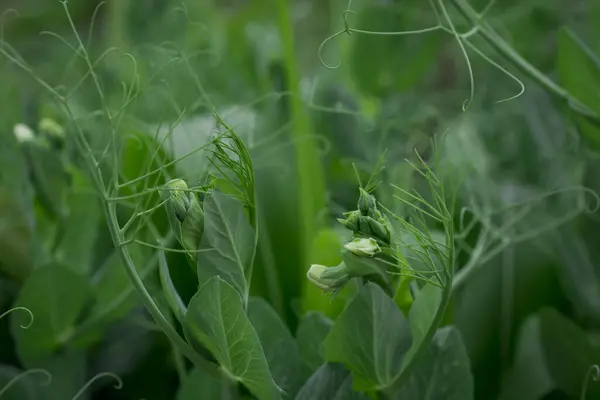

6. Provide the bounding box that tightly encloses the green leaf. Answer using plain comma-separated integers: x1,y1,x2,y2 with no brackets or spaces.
0,131,35,281
499,314,555,400
296,312,333,373
248,297,305,398
539,308,600,397
10,264,92,365
500,307,600,399
393,326,474,400
36,349,87,400
557,27,600,146
91,243,149,325
22,140,67,219
0,364,44,400
403,283,442,368
54,169,101,275
197,191,256,303
177,367,238,400
183,276,281,400
324,282,412,391
295,363,369,400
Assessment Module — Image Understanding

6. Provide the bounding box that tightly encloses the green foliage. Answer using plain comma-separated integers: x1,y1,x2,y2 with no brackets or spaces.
324,282,412,391
183,277,281,400
393,326,473,400
10,264,92,365
2,0,600,399
196,191,257,305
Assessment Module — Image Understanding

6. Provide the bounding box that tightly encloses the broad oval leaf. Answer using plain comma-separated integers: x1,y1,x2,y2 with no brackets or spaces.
295,363,369,400
183,276,281,400
248,297,305,398
296,312,333,373
197,191,255,303
10,264,92,366
393,326,474,400
324,282,412,391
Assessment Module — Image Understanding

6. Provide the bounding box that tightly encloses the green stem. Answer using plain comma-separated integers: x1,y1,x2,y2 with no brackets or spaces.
449,0,600,128
103,201,220,378
276,0,326,266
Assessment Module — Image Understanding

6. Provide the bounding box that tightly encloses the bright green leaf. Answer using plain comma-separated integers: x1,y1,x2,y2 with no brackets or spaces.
183,276,281,400
197,191,256,303
324,282,412,391
10,264,92,365
393,326,474,400
403,283,442,368
296,312,333,373
295,363,369,400
248,297,305,398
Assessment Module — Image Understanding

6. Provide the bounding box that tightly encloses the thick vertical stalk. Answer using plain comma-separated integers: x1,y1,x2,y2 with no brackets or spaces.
276,2,326,281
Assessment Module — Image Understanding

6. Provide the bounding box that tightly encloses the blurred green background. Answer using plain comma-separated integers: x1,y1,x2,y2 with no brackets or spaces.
2,0,600,399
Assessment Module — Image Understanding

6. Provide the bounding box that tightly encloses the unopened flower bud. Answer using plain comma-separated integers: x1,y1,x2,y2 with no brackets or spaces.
161,179,205,264
338,210,360,232
344,237,381,257
162,179,192,221
306,264,350,292
358,188,377,216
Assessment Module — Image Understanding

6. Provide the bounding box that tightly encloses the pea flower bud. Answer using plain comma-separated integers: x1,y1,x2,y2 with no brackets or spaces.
338,210,360,232
344,237,381,257
161,179,205,264
358,188,377,216
306,264,350,293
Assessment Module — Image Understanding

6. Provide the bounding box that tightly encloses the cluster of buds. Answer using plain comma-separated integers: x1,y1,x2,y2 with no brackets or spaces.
337,188,392,246
307,189,395,294
160,179,205,265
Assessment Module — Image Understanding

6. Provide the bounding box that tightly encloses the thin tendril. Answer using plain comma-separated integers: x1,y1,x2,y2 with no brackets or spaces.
1,9,19,45
581,365,600,400
0,369,52,397
0,307,34,329
71,372,123,400
438,0,475,111
318,7,442,70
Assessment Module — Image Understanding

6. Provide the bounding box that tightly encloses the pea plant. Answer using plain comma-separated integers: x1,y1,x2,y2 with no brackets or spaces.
1,0,600,399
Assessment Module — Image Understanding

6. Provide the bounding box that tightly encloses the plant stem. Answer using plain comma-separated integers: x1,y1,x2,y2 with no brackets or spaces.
449,0,600,128
276,0,326,268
